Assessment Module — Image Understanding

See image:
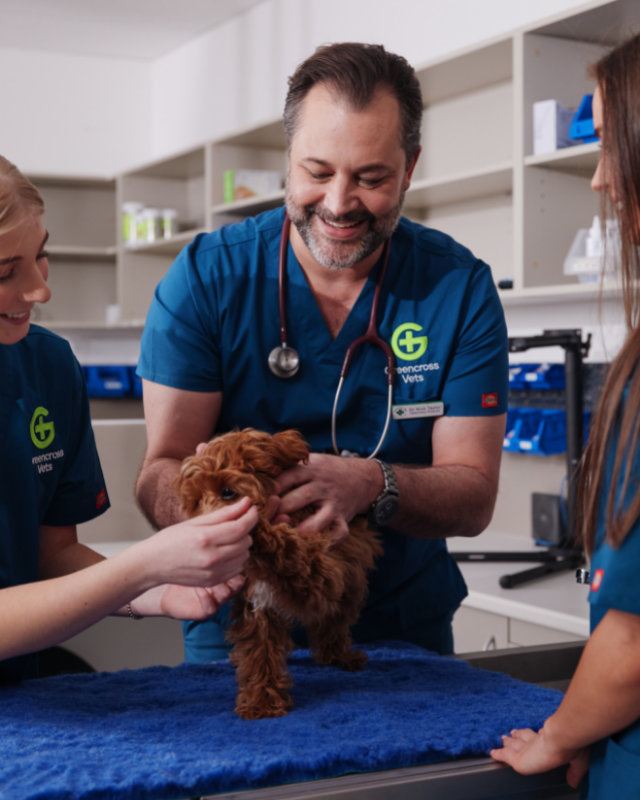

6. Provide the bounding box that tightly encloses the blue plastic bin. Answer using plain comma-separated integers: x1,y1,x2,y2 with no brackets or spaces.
84,366,132,398
509,364,536,389
521,363,565,390
569,95,598,144
504,409,590,456
130,367,143,398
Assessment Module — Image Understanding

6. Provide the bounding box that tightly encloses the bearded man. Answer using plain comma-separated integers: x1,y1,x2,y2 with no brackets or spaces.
136,42,508,662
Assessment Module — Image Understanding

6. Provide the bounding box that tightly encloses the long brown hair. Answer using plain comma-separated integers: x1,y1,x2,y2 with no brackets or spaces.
579,34,640,554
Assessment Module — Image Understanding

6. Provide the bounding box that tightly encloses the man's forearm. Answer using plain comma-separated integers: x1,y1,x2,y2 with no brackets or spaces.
391,463,496,539
136,457,185,530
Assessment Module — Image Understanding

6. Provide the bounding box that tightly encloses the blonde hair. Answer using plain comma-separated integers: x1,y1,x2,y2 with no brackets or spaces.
0,156,44,237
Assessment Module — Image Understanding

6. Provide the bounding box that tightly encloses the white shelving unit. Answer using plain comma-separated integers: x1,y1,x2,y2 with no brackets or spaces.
32,0,640,336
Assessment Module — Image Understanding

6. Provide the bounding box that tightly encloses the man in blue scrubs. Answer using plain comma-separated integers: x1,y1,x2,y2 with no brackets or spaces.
136,43,508,661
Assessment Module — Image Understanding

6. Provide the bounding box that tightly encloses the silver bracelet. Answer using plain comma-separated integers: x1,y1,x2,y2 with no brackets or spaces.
126,603,144,621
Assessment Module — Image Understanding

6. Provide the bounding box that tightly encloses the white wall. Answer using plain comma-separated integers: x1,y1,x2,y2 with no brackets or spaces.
0,47,151,176
150,0,592,160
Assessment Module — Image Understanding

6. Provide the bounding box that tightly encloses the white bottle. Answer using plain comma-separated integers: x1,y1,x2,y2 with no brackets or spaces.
122,201,144,245
162,208,179,239
143,208,161,243
585,216,602,258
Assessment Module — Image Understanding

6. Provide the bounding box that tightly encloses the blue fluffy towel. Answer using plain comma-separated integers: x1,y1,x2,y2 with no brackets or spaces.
0,643,561,800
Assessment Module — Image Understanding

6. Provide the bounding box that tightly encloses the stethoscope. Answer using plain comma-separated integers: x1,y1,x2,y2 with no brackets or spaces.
268,213,396,459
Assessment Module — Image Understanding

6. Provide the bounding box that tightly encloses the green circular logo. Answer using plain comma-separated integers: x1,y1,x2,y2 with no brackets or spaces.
391,323,428,361
30,406,55,449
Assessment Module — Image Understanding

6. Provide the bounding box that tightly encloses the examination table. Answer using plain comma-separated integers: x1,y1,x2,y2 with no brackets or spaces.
0,642,582,800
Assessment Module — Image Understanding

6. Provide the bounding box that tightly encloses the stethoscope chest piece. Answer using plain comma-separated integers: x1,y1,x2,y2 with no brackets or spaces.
268,344,300,378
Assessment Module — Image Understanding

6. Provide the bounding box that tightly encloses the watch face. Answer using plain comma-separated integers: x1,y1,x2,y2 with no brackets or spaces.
375,496,399,526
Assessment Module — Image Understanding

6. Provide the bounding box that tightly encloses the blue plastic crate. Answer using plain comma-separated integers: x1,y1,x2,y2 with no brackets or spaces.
504,408,591,456
521,363,565,390
84,366,132,398
569,95,599,144
130,367,143,398
509,364,537,389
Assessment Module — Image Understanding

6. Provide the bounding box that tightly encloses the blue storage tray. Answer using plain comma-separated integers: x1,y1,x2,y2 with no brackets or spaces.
84,365,132,398
509,363,565,390
504,408,590,456
569,94,599,143
130,366,143,398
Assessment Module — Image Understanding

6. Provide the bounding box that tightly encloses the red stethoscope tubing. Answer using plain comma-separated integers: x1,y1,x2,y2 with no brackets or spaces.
277,212,396,458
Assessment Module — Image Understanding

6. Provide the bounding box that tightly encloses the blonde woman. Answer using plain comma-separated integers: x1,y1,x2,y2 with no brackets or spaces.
0,156,256,682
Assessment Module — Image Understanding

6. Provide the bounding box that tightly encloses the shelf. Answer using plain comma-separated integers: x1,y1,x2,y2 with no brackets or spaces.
404,162,513,210
37,320,146,330
126,146,205,181
416,36,513,106
524,142,600,177
216,117,287,150
47,245,117,261
28,174,115,189
498,280,621,306
211,189,285,216
124,229,207,257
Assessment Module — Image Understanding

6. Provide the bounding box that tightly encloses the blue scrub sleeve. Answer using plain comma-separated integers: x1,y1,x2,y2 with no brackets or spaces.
589,428,640,619
440,261,509,416
137,236,222,393
41,358,110,527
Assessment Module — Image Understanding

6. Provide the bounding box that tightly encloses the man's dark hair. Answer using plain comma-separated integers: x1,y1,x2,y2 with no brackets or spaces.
283,42,423,166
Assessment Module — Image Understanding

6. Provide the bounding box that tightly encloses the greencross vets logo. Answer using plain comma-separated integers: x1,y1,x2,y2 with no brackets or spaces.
391,322,428,361
30,406,55,449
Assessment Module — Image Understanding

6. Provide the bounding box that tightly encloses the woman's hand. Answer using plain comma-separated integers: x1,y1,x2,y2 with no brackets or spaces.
271,454,384,542
155,576,245,620
490,727,590,789
136,496,256,590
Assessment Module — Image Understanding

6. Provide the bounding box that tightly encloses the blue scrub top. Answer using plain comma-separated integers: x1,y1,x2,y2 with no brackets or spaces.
583,393,640,798
138,207,509,659
0,325,109,681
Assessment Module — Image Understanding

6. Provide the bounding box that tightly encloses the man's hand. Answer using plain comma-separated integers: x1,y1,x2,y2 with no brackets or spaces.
273,454,383,542
490,728,590,790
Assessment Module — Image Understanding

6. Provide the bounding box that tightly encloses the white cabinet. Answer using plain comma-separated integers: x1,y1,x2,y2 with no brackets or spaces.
453,605,585,655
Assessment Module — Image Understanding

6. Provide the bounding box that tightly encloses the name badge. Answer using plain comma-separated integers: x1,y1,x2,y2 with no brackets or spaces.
392,402,444,420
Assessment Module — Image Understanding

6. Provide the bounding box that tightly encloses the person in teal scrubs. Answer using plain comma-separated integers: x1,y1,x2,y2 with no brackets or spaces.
491,34,640,798
0,156,256,682
136,43,509,662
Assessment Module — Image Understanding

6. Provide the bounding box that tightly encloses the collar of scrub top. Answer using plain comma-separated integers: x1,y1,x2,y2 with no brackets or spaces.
271,212,396,460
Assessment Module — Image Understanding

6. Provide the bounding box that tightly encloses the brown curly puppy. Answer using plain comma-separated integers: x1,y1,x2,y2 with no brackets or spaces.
175,428,383,720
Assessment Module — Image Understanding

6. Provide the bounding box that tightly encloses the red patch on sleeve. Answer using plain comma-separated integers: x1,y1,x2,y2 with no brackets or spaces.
96,489,107,509
591,568,604,591
482,393,498,408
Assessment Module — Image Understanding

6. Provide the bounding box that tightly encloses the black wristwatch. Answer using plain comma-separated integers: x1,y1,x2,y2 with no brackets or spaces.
368,460,400,527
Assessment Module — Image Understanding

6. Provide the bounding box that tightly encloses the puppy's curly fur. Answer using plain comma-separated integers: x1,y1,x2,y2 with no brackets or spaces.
175,428,383,720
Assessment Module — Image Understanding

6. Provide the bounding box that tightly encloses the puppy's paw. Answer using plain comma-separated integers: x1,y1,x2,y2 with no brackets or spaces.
235,691,293,720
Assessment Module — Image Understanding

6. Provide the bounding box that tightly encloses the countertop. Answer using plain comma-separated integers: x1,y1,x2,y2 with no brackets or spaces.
93,531,591,639
448,531,590,637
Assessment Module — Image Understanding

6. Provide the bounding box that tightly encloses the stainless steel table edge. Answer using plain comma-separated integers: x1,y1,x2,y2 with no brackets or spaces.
199,758,574,800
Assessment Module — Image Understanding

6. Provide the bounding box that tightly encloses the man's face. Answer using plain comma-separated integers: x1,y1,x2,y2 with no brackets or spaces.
285,83,418,270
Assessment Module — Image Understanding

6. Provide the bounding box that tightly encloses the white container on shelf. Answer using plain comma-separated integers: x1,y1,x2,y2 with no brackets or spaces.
122,202,144,245
533,99,574,156
564,215,620,283
161,209,179,239
142,208,161,243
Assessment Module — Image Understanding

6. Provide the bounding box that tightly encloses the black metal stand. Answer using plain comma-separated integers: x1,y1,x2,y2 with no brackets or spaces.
452,329,591,588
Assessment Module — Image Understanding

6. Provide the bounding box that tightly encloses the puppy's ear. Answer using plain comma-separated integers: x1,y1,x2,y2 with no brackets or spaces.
254,430,309,475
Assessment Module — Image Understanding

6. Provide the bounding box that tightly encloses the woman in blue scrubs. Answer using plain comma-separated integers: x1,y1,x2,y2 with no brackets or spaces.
491,35,640,798
0,156,256,682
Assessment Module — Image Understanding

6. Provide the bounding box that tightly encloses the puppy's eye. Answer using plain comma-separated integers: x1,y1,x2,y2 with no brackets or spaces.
221,488,236,500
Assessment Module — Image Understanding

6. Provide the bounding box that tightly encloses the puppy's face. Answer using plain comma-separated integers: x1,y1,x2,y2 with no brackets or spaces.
175,428,310,518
